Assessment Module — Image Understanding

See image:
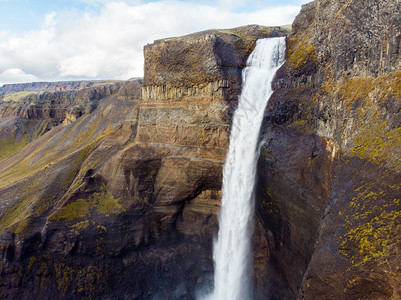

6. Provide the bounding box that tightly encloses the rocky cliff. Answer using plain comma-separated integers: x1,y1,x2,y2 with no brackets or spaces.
0,1,399,298
257,0,401,298
0,25,288,299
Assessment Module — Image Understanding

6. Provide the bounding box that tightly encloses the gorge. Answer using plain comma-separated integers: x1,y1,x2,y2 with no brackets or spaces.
0,0,400,299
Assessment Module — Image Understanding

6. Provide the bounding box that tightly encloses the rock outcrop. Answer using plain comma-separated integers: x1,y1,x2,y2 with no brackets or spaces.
256,0,401,298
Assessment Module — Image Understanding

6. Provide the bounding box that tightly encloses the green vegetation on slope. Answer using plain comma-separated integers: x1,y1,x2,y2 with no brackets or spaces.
49,185,124,223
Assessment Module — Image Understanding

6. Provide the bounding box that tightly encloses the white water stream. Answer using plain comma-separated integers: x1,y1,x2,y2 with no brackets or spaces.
206,37,286,300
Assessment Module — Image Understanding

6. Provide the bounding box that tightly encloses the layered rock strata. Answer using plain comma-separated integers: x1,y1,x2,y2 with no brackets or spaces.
0,25,287,299
0,1,398,297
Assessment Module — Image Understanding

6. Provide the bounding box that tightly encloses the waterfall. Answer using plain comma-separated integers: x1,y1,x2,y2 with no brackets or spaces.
207,37,286,300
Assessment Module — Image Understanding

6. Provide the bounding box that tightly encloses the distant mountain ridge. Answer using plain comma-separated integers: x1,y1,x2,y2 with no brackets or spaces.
0,80,121,96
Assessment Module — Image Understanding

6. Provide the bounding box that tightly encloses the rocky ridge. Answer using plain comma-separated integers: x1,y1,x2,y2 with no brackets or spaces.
0,80,122,96
0,80,142,161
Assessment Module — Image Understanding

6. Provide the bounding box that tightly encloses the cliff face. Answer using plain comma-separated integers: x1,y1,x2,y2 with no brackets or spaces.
257,0,401,298
0,26,287,299
0,1,399,298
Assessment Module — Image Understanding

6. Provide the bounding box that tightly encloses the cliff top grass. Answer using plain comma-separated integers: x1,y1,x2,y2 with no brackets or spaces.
156,24,289,43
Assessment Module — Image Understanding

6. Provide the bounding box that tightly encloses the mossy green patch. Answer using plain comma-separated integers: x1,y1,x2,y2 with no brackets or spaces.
0,144,97,236
338,182,401,267
0,114,113,189
339,77,373,107
49,199,94,222
95,187,124,216
0,130,30,161
260,188,281,215
289,119,314,133
28,256,38,270
0,179,40,234
338,72,401,107
351,120,401,169
335,72,401,170
287,36,316,69
55,263,75,294
32,121,51,140
54,263,108,296
49,185,124,223
1,91,37,102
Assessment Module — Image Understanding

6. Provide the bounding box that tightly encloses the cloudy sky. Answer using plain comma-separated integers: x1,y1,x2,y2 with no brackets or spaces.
0,0,310,85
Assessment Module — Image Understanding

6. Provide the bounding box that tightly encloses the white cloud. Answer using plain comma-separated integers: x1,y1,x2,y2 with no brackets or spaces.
43,12,57,28
0,1,302,84
0,31,8,39
0,68,39,86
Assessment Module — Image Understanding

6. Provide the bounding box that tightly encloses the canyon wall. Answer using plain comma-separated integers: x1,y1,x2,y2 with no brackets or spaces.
0,0,400,298
257,0,401,298
0,26,287,299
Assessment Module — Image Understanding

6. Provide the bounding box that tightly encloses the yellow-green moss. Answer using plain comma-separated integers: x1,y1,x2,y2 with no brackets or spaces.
55,263,75,294
62,144,95,190
1,91,36,102
339,76,374,107
49,185,124,223
338,72,401,107
54,263,108,296
261,188,281,215
0,97,122,236
71,220,90,230
38,262,48,274
95,187,123,216
75,265,103,295
0,146,95,235
28,256,38,269
335,72,401,170
0,179,39,234
32,121,51,140
338,183,401,266
287,37,316,69
0,116,113,189
0,131,30,161
351,121,401,167
289,119,314,133
49,199,94,222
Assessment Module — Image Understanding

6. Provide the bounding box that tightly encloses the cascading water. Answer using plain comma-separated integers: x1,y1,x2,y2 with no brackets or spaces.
206,37,286,300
